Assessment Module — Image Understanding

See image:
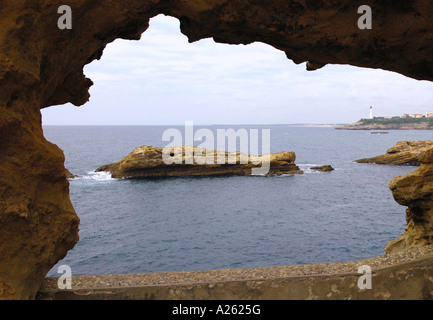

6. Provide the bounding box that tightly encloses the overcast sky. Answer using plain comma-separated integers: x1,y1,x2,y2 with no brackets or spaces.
42,14,433,125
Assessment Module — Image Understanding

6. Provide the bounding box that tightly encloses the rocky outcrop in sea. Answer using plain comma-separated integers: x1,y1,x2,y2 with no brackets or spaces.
355,140,433,166
386,147,433,254
310,165,334,172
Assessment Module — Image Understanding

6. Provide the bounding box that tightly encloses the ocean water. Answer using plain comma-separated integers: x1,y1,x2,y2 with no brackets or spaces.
42,125,432,276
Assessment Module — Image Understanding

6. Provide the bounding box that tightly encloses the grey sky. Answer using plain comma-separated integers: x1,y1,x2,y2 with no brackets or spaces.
42,14,433,125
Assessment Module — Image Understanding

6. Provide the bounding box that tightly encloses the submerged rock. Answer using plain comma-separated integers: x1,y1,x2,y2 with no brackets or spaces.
96,146,303,178
355,141,433,166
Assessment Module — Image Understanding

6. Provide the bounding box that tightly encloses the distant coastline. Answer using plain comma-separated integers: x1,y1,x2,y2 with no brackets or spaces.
336,117,433,130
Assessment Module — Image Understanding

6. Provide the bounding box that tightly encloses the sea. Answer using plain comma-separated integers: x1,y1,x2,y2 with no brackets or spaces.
42,125,432,277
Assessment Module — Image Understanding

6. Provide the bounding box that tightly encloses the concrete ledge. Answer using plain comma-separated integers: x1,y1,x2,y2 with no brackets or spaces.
37,247,433,300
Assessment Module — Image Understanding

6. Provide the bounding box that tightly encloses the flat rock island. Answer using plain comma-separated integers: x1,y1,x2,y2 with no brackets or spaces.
96,146,304,178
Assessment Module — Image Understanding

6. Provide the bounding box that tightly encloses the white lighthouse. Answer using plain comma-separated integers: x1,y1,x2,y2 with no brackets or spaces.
369,106,373,119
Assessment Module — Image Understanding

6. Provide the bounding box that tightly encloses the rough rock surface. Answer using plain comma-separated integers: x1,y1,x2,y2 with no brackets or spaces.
385,147,433,254
0,125,80,300
337,122,433,130
2,0,433,299
355,141,433,166
96,146,303,178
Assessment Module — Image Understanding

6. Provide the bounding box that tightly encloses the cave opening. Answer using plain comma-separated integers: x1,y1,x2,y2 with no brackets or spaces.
41,14,433,277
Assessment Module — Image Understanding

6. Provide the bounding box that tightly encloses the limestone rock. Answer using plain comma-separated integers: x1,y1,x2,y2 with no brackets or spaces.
65,169,77,179
385,147,433,254
96,146,303,178
337,122,433,130
310,165,334,172
355,141,433,166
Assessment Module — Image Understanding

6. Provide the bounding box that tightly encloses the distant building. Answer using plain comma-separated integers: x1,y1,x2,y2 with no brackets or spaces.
426,111,433,118
413,113,424,118
369,106,373,119
403,113,410,118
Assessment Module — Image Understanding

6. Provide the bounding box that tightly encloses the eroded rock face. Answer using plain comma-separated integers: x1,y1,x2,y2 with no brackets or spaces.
386,148,433,254
96,146,303,178
355,141,433,166
2,0,433,299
